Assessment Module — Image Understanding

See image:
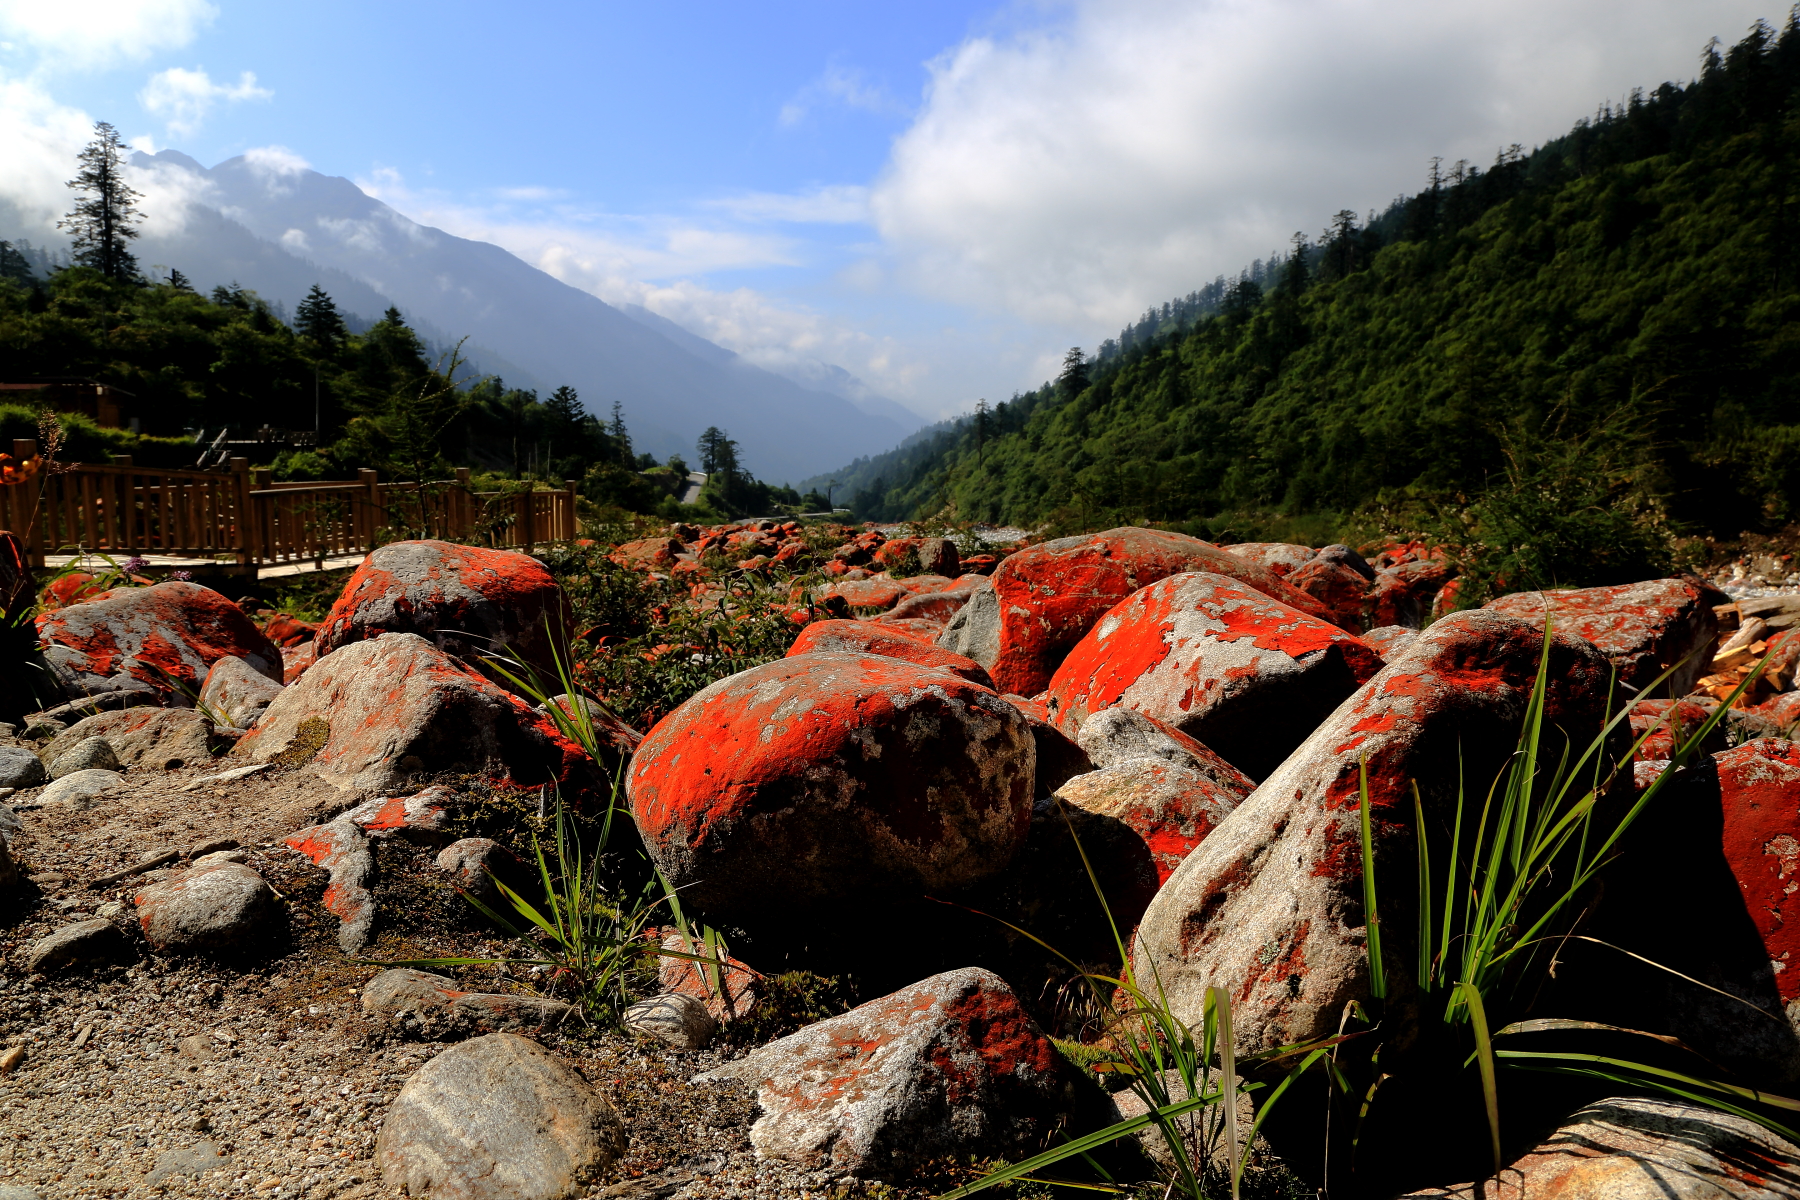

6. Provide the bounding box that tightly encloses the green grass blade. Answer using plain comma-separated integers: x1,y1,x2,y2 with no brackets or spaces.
1414,781,1432,990
1359,757,1386,1001
1210,985,1240,1200
1460,981,1503,1175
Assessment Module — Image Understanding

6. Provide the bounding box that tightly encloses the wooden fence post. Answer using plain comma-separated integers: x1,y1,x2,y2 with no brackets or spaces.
564,480,579,541
230,457,255,567
12,439,45,569
454,467,472,540
516,487,534,556
359,469,380,545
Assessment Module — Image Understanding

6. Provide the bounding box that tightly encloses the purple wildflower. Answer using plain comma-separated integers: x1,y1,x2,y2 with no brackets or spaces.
122,555,148,574
170,570,193,582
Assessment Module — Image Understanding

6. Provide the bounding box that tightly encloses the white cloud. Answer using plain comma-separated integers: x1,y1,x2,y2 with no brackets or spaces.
870,0,1777,329
0,74,98,231
705,185,870,224
0,0,216,68
139,66,270,137
779,62,903,126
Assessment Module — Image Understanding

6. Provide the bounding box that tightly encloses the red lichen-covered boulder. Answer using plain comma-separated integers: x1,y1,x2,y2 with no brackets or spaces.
1629,698,1728,761
1055,707,1252,919
1485,578,1721,698
627,653,1034,921
1045,572,1384,781
878,574,991,628
695,967,1072,1179
658,929,762,1025
788,619,995,688
1132,610,1614,1057
284,818,376,951
316,540,573,681
821,577,909,612
37,581,282,703
239,633,594,796
261,614,317,648
282,640,317,685
1362,625,1420,661
1222,543,1317,577
936,527,1342,698
1753,691,1800,732
1714,740,1800,1017
40,571,110,610
999,693,1093,799
1285,558,1372,632
1367,560,1457,629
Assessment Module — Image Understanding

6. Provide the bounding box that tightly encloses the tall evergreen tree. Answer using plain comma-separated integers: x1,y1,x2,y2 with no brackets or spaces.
1057,348,1090,396
0,242,32,285
167,268,193,291
608,399,633,465
59,121,142,281
294,284,348,350
544,385,584,446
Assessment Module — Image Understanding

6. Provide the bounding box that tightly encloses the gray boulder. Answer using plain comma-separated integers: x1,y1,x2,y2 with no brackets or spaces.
25,918,132,974
133,861,279,954
934,579,1000,668
43,708,213,772
361,968,578,1033
199,654,284,728
0,747,45,790
624,993,715,1050
39,769,125,809
696,967,1071,1179
48,736,120,779
1400,1097,1800,1198
376,1033,624,1200
435,837,538,915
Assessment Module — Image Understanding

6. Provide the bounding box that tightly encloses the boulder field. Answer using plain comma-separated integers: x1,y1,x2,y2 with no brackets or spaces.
4,523,1799,1197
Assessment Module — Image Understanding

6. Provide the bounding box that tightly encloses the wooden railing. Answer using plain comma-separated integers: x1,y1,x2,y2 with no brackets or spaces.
0,442,581,569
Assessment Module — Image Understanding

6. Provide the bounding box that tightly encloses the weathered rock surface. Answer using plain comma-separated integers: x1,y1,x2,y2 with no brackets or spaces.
1710,740,1800,1029
1628,697,1727,761
435,837,537,915
787,618,996,688
1485,577,1720,697
42,707,214,772
628,653,1034,920
623,992,716,1050
934,527,1342,696
1133,610,1614,1056
1360,625,1420,661
134,861,280,954
916,537,960,577
377,1033,624,1200
340,784,457,844
284,820,375,952
696,968,1071,1179
239,633,589,795
1219,543,1317,576
1367,559,1457,629
36,581,282,702
999,693,1094,799
200,654,284,728
46,736,120,779
658,929,761,1024
316,540,574,685
1074,705,1256,794
361,969,579,1032
39,768,124,809
24,918,131,974
1284,557,1371,631
1398,1097,1800,1199
1046,571,1384,780
0,747,43,790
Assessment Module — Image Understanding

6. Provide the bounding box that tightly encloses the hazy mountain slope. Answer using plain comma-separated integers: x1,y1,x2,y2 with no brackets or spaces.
146,153,909,482
619,303,926,435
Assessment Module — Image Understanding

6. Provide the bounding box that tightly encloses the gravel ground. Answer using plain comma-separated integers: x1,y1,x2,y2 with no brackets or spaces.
0,742,840,1200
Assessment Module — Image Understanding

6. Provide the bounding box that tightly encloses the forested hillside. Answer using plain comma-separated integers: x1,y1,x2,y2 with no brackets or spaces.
832,19,1800,583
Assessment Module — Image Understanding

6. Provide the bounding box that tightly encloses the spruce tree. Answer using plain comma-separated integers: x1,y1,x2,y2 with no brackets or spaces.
1057,347,1090,396
167,268,193,291
295,284,348,350
544,385,584,440
608,399,633,465
59,121,143,281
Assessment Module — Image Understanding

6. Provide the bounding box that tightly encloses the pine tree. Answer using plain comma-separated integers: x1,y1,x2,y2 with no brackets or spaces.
167,268,193,291
544,385,583,441
0,242,32,285
295,284,348,350
1057,348,1090,396
608,400,633,465
1284,232,1312,292
59,121,143,281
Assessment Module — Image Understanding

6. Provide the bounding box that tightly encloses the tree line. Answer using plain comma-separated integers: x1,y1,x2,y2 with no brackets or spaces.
821,16,1800,588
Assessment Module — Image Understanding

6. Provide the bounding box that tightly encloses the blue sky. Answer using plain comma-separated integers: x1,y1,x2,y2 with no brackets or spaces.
0,0,1782,418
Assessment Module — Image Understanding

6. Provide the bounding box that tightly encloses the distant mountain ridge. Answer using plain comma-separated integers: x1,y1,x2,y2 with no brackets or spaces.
3,149,917,483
